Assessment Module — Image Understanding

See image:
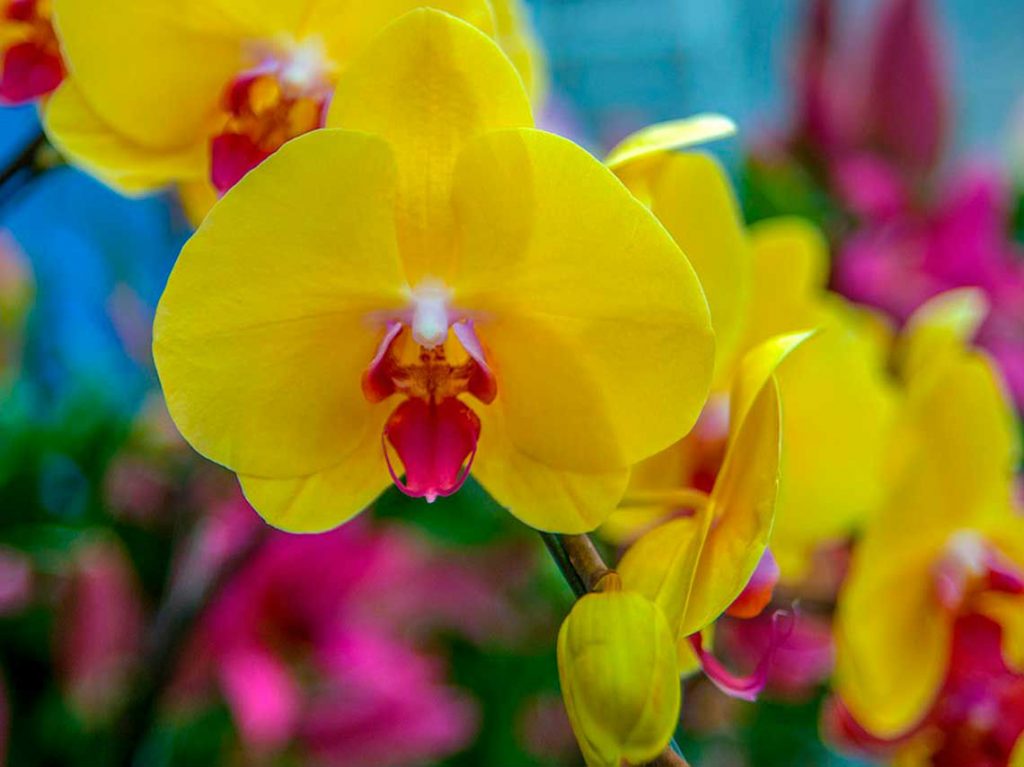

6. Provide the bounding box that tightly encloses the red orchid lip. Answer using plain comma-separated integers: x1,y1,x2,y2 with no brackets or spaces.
382,397,480,503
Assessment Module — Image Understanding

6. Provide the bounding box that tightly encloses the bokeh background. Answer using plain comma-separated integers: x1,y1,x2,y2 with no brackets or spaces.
1,1,1022,766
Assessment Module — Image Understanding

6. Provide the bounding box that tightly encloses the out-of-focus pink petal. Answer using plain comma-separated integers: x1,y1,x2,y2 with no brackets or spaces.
689,611,794,702
0,546,31,615
56,540,144,720
831,153,910,221
303,632,478,767
218,647,301,752
722,611,835,700
864,0,948,171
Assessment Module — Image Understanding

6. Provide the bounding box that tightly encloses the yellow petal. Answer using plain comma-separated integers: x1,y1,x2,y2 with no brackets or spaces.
619,379,782,638
153,130,406,479
616,516,704,641
52,0,244,149
472,406,630,534
648,153,751,383
678,626,713,677
44,82,208,194
558,589,681,767
238,405,393,533
605,113,737,191
729,331,815,430
768,316,898,580
1012,732,1024,767
739,217,829,353
326,8,532,283
450,128,714,473
309,0,496,65
177,176,220,227
899,287,989,381
835,545,950,738
680,377,782,635
488,0,547,102
976,591,1024,673
893,350,1019,535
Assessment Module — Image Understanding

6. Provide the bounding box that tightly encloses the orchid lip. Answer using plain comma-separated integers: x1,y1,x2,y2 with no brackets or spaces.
689,610,794,701
381,397,481,503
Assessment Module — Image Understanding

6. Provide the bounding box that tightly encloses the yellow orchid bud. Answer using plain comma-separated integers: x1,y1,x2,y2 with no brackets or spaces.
557,581,681,767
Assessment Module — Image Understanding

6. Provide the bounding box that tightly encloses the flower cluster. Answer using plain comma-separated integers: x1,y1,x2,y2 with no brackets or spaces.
1,1,1021,766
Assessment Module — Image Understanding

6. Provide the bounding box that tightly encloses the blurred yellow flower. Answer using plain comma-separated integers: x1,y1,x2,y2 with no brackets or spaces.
604,134,897,582
836,293,1023,738
44,0,541,204
557,576,681,767
152,10,714,535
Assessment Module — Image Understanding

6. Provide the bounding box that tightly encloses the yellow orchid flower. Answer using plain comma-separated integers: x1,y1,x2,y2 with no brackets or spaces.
557,575,681,767
0,0,63,104
617,344,791,697
835,331,1023,739
152,10,714,535
43,0,541,203
603,129,897,582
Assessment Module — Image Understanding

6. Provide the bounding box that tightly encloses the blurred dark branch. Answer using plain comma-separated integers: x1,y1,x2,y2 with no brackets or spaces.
117,522,271,767
0,130,49,214
539,531,690,767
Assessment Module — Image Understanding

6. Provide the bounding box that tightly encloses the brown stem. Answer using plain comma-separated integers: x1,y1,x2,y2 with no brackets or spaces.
559,533,611,592
645,749,691,766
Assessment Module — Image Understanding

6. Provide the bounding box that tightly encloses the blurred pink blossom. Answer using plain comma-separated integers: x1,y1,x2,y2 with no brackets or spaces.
55,540,144,721
0,546,31,615
179,499,523,764
835,164,1024,406
791,0,948,174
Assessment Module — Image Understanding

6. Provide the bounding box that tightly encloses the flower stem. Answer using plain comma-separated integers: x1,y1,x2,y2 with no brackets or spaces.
539,531,690,767
117,523,271,767
0,130,49,214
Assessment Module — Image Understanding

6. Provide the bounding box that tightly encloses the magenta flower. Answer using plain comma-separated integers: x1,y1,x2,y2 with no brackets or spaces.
55,539,144,721
182,499,503,765
835,164,1024,407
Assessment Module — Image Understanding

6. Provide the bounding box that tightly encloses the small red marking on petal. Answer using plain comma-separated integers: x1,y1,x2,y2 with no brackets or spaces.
690,610,794,702
382,397,480,502
453,321,497,404
5,0,38,22
985,550,1024,595
0,40,62,104
361,322,404,403
210,133,273,194
726,548,781,619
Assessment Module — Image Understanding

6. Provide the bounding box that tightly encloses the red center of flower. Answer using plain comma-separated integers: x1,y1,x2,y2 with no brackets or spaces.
210,46,331,194
0,0,64,105
933,531,1024,613
362,321,496,503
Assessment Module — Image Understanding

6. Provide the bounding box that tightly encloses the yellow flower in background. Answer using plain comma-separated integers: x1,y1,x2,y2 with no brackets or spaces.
835,293,1024,739
557,576,681,767
603,131,896,582
153,10,714,535
44,0,542,205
